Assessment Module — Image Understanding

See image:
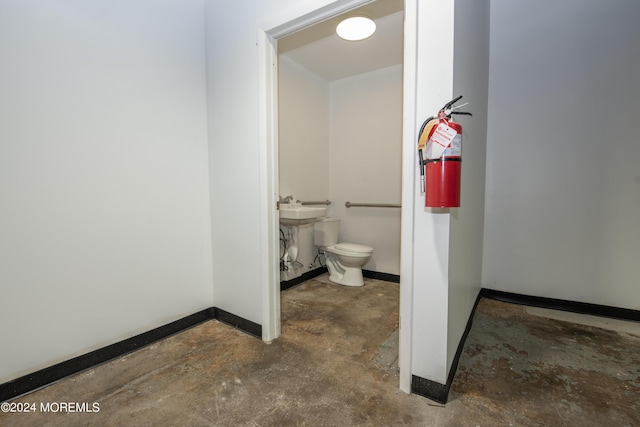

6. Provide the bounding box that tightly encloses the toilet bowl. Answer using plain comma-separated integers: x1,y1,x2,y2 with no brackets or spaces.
314,217,373,287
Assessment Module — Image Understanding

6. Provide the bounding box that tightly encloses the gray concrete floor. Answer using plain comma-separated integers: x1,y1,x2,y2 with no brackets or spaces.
1,274,639,426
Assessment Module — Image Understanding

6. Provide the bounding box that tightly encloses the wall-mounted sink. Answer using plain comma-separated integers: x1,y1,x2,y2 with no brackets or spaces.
279,204,326,226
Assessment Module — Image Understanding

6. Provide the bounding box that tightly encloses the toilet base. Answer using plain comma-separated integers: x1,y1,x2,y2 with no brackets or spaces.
319,246,372,287
327,265,364,287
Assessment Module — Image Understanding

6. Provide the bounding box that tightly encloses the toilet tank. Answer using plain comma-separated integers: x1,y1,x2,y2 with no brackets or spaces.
314,217,340,247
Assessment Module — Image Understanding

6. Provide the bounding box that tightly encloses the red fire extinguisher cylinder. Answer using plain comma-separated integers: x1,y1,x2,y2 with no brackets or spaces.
425,121,462,208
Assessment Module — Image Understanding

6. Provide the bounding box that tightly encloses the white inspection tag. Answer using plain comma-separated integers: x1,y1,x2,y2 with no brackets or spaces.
425,122,457,159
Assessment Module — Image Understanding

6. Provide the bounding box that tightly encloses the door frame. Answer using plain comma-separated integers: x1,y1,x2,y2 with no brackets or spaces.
257,0,417,393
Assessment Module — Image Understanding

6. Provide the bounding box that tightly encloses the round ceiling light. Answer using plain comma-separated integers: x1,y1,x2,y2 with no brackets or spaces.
336,16,376,41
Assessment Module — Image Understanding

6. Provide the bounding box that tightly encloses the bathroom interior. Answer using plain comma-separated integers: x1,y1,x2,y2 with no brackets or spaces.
277,0,404,289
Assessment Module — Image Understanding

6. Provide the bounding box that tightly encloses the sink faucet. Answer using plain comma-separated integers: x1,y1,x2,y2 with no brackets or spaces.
277,195,293,209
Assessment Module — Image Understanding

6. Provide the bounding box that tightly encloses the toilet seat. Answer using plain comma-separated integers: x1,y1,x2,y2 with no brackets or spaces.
326,243,373,257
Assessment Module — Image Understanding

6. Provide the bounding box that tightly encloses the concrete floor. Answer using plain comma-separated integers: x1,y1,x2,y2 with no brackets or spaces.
1,274,639,426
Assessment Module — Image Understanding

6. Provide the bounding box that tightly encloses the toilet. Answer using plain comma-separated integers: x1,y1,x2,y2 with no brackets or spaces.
313,217,373,287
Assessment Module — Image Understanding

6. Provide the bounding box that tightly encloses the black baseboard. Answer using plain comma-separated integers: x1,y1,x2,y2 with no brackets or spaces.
280,267,328,291
212,307,262,338
411,375,449,404
1,307,261,403
480,288,640,322
411,290,482,404
280,268,399,291
9,287,630,405
363,270,400,283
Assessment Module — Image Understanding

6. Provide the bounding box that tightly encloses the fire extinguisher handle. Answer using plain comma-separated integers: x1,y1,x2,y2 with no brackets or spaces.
450,111,472,117
443,95,463,110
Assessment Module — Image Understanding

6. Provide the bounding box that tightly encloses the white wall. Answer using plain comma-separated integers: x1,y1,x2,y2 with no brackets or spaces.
410,0,455,385
0,0,213,383
207,1,266,324
448,0,490,372
278,55,330,201
410,0,490,385
328,65,403,275
483,0,640,310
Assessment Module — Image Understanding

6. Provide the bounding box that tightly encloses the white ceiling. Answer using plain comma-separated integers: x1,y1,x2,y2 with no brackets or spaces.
278,0,404,82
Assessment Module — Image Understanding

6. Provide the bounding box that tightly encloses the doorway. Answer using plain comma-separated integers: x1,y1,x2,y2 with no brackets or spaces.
258,0,418,392
277,1,403,284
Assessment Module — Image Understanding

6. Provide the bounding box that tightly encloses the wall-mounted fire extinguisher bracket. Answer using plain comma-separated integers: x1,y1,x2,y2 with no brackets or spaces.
417,96,471,208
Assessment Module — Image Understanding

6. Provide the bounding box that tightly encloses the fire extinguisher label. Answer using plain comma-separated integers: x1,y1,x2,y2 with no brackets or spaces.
442,134,462,156
425,122,457,159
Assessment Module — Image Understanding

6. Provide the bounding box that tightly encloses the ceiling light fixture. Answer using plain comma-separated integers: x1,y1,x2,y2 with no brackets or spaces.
336,16,376,41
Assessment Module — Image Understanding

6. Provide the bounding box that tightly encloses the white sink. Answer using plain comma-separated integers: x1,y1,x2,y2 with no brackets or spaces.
279,204,326,225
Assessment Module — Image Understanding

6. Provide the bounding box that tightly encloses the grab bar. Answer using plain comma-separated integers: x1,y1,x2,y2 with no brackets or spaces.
345,202,401,208
298,200,332,206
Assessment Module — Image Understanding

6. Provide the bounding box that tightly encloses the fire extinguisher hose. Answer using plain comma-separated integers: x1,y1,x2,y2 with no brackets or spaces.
418,149,425,193
417,114,437,193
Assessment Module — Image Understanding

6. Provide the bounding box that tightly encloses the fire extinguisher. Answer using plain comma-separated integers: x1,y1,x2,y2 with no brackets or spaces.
417,96,471,208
